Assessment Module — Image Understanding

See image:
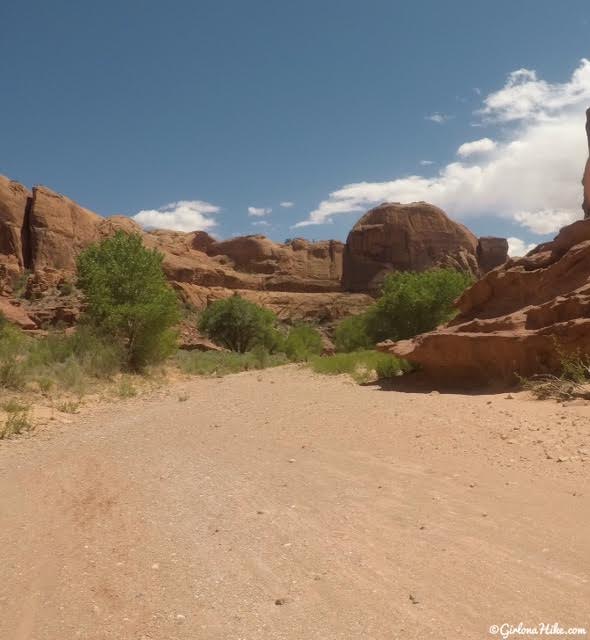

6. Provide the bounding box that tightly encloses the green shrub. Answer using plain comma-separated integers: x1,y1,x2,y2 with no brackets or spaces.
0,407,32,439
334,314,373,352
198,295,278,353
176,350,288,376
77,232,180,370
284,324,323,361
310,351,409,384
365,268,473,343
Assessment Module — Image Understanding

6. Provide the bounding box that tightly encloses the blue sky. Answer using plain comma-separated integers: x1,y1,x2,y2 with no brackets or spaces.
2,1,589,254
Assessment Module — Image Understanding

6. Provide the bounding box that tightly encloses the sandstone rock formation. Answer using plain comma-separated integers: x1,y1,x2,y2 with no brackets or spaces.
0,175,507,335
583,107,590,218
342,202,507,292
0,178,369,330
379,219,590,385
0,176,30,277
477,237,509,274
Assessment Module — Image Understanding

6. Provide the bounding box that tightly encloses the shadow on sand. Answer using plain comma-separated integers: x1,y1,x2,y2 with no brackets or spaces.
363,370,518,396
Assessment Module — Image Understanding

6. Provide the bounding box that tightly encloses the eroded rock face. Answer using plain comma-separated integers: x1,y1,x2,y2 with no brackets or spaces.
583,108,590,218
0,174,507,333
0,176,358,328
29,186,102,272
342,202,506,292
477,237,509,273
0,175,31,275
378,219,590,386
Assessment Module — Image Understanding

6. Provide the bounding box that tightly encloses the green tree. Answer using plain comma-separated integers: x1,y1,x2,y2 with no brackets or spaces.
334,313,373,352
365,268,473,342
198,295,279,353
76,232,180,370
284,324,323,361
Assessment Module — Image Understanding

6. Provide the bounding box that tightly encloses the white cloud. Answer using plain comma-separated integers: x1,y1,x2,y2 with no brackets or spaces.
425,112,452,124
457,137,497,157
513,209,579,234
133,200,219,232
251,220,270,228
480,59,590,122
295,59,590,235
280,201,295,208
248,206,271,217
507,237,537,257
419,160,434,166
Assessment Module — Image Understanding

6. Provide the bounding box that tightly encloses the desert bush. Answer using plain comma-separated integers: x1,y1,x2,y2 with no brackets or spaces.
0,322,29,390
177,349,288,376
198,295,279,353
0,404,32,439
77,232,180,370
520,343,590,400
284,324,323,362
1,398,29,413
334,314,373,352
117,378,138,398
365,268,473,343
56,401,80,414
310,351,409,384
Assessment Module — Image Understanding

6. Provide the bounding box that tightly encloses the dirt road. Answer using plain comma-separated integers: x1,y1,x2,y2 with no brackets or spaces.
0,366,588,639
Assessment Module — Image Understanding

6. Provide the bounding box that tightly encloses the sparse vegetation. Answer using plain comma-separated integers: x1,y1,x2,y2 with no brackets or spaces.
176,350,288,376
77,231,180,370
0,402,32,439
117,378,138,398
309,351,410,384
520,343,590,400
56,400,80,414
1,398,29,413
12,271,31,298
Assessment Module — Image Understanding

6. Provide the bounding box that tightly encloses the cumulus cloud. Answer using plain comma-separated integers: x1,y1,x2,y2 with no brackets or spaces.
295,59,590,234
507,237,537,257
480,61,590,122
513,209,579,234
425,112,452,124
457,137,497,157
280,201,295,208
248,206,271,217
133,200,219,232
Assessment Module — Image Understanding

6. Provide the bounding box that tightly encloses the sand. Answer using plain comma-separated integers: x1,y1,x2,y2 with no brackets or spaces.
0,365,588,639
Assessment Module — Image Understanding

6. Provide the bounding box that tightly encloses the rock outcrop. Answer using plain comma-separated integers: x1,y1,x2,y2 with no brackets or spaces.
0,178,366,329
0,175,507,334
477,237,509,274
379,219,590,386
342,202,507,292
0,176,30,276
583,108,590,218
